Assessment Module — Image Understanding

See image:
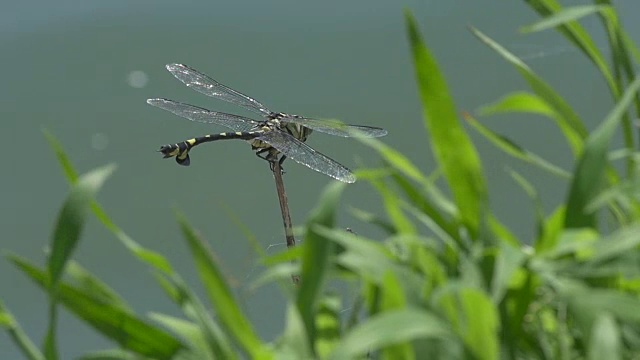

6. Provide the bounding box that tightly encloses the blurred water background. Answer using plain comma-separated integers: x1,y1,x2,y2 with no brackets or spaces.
2,0,639,358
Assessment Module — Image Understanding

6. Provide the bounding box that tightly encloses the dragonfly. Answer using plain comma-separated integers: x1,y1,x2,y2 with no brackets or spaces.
147,64,387,183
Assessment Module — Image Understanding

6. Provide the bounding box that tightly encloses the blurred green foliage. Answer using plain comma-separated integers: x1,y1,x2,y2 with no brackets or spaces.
3,1,640,359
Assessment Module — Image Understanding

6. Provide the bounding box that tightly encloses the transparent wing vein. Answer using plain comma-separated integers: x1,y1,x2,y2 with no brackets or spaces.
258,130,356,183
280,116,388,138
147,98,259,132
165,63,271,117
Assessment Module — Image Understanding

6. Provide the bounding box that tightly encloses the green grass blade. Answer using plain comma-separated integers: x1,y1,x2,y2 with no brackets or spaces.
564,77,640,228
7,255,184,359
521,5,607,33
64,261,132,312
175,213,268,359
465,112,571,179
370,178,416,234
328,308,452,360
470,27,587,155
44,131,174,275
0,301,45,360
478,91,557,117
435,287,499,360
48,164,115,287
153,273,236,359
406,12,487,238
521,2,616,98
148,313,211,359
296,182,345,351
44,163,115,360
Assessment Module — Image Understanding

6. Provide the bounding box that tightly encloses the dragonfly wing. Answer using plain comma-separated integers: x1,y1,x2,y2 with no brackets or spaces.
165,64,272,117
257,130,356,183
281,115,387,138
147,98,259,132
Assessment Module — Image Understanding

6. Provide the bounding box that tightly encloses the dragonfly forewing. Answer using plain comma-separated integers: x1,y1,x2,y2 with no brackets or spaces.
165,64,272,117
147,98,259,132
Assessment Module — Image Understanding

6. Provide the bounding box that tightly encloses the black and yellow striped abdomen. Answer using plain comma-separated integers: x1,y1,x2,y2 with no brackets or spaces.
159,131,264,166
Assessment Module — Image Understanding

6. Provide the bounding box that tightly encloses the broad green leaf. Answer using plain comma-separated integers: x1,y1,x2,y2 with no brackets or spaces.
379,272,413,359
78,349,152,360
465,113,571,179
535,205,566,252
435,287,499,360
470,27,587,156
8,255,183,359
315,295,341,358
588,314,621,360
176,213,268,359
585,224,640,264
296,182,345,351
328,308,452,360
149,313,211,359
564,77,640,228
491,242,527,303
274,303,312,360
407,12,487,239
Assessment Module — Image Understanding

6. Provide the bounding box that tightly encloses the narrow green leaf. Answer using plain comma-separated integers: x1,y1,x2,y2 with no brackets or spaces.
328,308,452,360
44,131,174,275
465,113,571,179
565,76,640,228
0,301,44,360
478,91,556,118
296,182,345,350
315,295,341,358
407,12,487,238
370,178,416,234
391,171,460,241
521,5,608,33
48,164,116,287
65,261,131,312
348,207,395,234
8,255,183,359
176,213,267,358
148,313,211,359
470,27,587,156
521,2,617,100
153,273,235,360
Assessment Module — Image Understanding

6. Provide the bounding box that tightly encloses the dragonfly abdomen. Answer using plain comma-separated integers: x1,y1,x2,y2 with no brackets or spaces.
158,131,264,166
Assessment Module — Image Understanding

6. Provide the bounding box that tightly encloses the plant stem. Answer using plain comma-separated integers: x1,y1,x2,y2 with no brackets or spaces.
271,159,300,285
